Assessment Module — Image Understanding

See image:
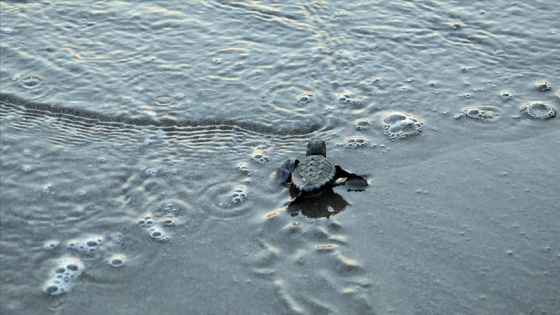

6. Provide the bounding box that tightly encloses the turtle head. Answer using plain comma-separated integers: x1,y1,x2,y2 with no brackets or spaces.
306,139,327,157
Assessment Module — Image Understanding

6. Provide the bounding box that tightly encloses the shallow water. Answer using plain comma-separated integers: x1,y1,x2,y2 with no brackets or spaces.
1,1,559,314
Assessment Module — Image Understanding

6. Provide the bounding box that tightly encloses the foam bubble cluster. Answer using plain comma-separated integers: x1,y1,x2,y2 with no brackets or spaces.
344,136,367,148
354,118,370,130
136,210,180,242
337,92,352,104
520,101,556,120
458,106,501,121
160,204,179,215
42,231,128,296
322,106,335,115
297,91,315,104
336,92,363,106
137,215,156,228
382,112,424,139
534,81,551,92
252,150,269,164
237,162,250,174
67,235,104,256
137,214,170,241
231,185,248,203
43,240,60,251
43,256,85,296
160,217,178,227
144,167,160,177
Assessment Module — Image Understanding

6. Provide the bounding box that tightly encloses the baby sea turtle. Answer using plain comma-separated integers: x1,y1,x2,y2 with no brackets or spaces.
277,139,368,193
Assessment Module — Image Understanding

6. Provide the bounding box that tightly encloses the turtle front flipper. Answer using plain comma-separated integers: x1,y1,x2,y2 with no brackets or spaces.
276,159,299,184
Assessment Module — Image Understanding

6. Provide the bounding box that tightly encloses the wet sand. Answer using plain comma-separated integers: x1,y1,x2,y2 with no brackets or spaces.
1,1,560,314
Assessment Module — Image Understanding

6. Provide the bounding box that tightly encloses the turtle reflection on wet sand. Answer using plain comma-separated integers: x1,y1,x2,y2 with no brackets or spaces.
287,187,349,219
276,139,368,217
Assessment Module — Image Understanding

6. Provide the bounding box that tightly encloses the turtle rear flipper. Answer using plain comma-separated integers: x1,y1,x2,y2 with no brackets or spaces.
334,165,369,188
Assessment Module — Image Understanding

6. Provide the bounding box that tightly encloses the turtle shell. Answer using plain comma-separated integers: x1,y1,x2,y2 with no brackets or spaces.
291,155,336,192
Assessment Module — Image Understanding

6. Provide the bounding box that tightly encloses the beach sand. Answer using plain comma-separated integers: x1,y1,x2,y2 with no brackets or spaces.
1,1,559,314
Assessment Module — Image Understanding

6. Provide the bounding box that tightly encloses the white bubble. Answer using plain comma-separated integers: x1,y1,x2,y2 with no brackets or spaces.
109,232,123,244
148,226,170,241
105,253,126,267
160,218,177,227
340,51,355,59
21,165,33,173
2,27,15,34
137,214,155,227
43,240,60,251
520,101,556,120
500,90,512,100
43,185,53,194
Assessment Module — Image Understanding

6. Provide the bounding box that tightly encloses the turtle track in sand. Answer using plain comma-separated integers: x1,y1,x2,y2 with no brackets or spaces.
251,208,376,314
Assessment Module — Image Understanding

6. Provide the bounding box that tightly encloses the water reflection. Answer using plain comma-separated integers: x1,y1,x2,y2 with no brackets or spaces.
287,187,348,218
286,178,368,219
